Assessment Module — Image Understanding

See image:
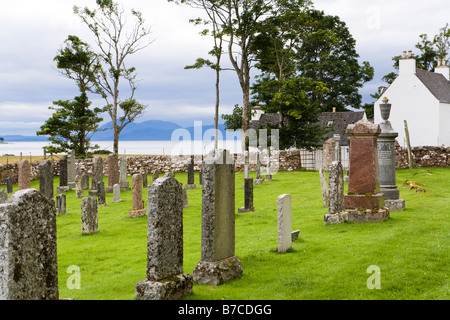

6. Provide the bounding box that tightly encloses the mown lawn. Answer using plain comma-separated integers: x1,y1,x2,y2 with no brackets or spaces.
1,167,449,300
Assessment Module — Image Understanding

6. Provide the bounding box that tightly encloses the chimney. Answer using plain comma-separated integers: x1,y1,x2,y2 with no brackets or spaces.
332,107,336,113
399,50,416,75
435,58,450,80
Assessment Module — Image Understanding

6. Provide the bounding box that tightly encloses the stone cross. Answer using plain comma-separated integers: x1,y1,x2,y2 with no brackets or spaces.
97,181,107,206
106,153,119,193
186,158,196,189
135,174,193,300
119,156,130,191
56,194,66,215
193,149,242,285
81,197,98,234
277,194,292,253
18,159,31,190
238,177,255,213
6,177,13,194
0,189,59,300
38,159,54,200
67,150,76,190
112,183,122,203
0,189,7,204
129,174,146,217
89,156,103,196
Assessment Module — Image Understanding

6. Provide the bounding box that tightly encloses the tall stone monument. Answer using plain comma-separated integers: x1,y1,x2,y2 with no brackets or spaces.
119,156,130,191
185,158,196,189
0,189,59,299
18,159,31,190
135,174,193,300
89,156,103,196
57,157,69,193
38,159,54,200
238,177,255,213
81,197,98,234
378,98,405,211
193,150,243,285
277,194,292,253
327,119,390,224
254,150,263,185
67,150,76,190
129,174,146,217
106,153,119,193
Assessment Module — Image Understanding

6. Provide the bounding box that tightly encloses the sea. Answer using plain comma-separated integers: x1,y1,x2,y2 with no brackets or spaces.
0,140,243,156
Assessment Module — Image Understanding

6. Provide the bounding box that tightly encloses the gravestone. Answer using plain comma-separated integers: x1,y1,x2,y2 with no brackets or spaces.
75,175,83,198
244,150,249,179
106,154,119,193
321,137,335,171
378,98,405,211
38,159,54,200
81,174,90,190
0,189,59,300
97,181,107,206
238,178,255,213
323,161,345,224
119,156,131,191
67,150,76,190
112,183,122,203
319,169,329,207
81,197,98,234
129,174,146,217
326,119,389,225
193,149,242,285
152,170,159,183
142,171,148,188
198,170,203,186
185,158,196,189
135,174,193,300
278,194,292,253
57,157,69,193
265,148,273,181
254,151,263,185
56,194,66,215
333,134,341,163
0,189,7,204
89,156,103,196
182,188,188,209
18,159,31,190
6,177,13,194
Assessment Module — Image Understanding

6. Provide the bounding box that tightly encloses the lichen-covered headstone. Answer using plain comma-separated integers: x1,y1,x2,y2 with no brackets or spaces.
238,177,254,213
193,149,242,285
0,189,59,300
135,174,193,300
97,181,107,206
112,184,122,203
106,154,119,193
81,197,98,234
18,159,31,190
119,156,130,191
129,174,146,217
38,160,54,200
56,194,66,215
278,194,292,253
89,156,103,196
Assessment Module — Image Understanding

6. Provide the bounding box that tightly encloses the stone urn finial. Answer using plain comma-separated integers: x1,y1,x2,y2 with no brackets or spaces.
380,97,391,122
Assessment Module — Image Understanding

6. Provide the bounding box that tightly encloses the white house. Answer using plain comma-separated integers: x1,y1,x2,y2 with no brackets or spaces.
374,51,450,147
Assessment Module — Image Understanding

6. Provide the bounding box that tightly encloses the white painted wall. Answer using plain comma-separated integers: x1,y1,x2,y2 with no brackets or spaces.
439,103,450,146
374,59,441,147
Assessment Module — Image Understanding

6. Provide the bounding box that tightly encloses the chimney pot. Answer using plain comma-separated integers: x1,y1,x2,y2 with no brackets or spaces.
402,51,407,58
408,50,412,58
332,107,336,113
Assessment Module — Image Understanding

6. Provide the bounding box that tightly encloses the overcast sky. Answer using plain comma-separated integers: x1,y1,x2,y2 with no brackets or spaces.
0,0,449,136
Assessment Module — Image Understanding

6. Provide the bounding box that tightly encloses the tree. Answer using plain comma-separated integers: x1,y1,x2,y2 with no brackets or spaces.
221,104,254,130
37,35,103,157
37,93,103,156
74,0,153,154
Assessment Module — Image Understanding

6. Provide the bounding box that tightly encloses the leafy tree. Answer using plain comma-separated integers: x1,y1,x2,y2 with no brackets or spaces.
221,104,254,130
74,0,153,154
37,36,103,157
37,93,103,156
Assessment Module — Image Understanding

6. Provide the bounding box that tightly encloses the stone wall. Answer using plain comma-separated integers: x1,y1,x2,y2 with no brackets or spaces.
395,144,450,168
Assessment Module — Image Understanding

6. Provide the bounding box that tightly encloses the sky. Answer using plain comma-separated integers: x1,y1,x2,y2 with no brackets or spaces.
0,0,449,136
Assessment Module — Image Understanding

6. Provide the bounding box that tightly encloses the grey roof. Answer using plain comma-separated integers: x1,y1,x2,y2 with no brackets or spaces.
317,111,366,146
415,69,450,103
250,113,281,130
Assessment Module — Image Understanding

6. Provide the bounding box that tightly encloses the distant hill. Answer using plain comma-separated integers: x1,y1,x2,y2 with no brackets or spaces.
2,120,239,142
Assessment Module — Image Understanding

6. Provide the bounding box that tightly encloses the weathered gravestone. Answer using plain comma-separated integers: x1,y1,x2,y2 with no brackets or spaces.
238,177,255,213
6,177,13,194
56,194,66,215
0,189,7,204
89,156,103,196
119,156,130,191
142,171,148,188
325,119,390,225
185,158,196,189
81,197,98,234
67,150,76,190
135,174,193,300
278,194,292,253
81,174,90,190
265,148,273,181
97,181,107,206
378,98,405,211
193,150,242,285
112,184,122,203
319,169,329,208
254,151,263,185
323,161,345,224
57,157,69,193
106,154,119,193
129,174,146,217
182,187,188,209
244,150,249,179
75,175,83,198
38,160,54,200
18,159,31,190
152,170,159,183
0,189,59,300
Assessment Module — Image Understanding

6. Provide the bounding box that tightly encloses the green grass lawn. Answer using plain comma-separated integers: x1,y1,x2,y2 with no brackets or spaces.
1,167,449,300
